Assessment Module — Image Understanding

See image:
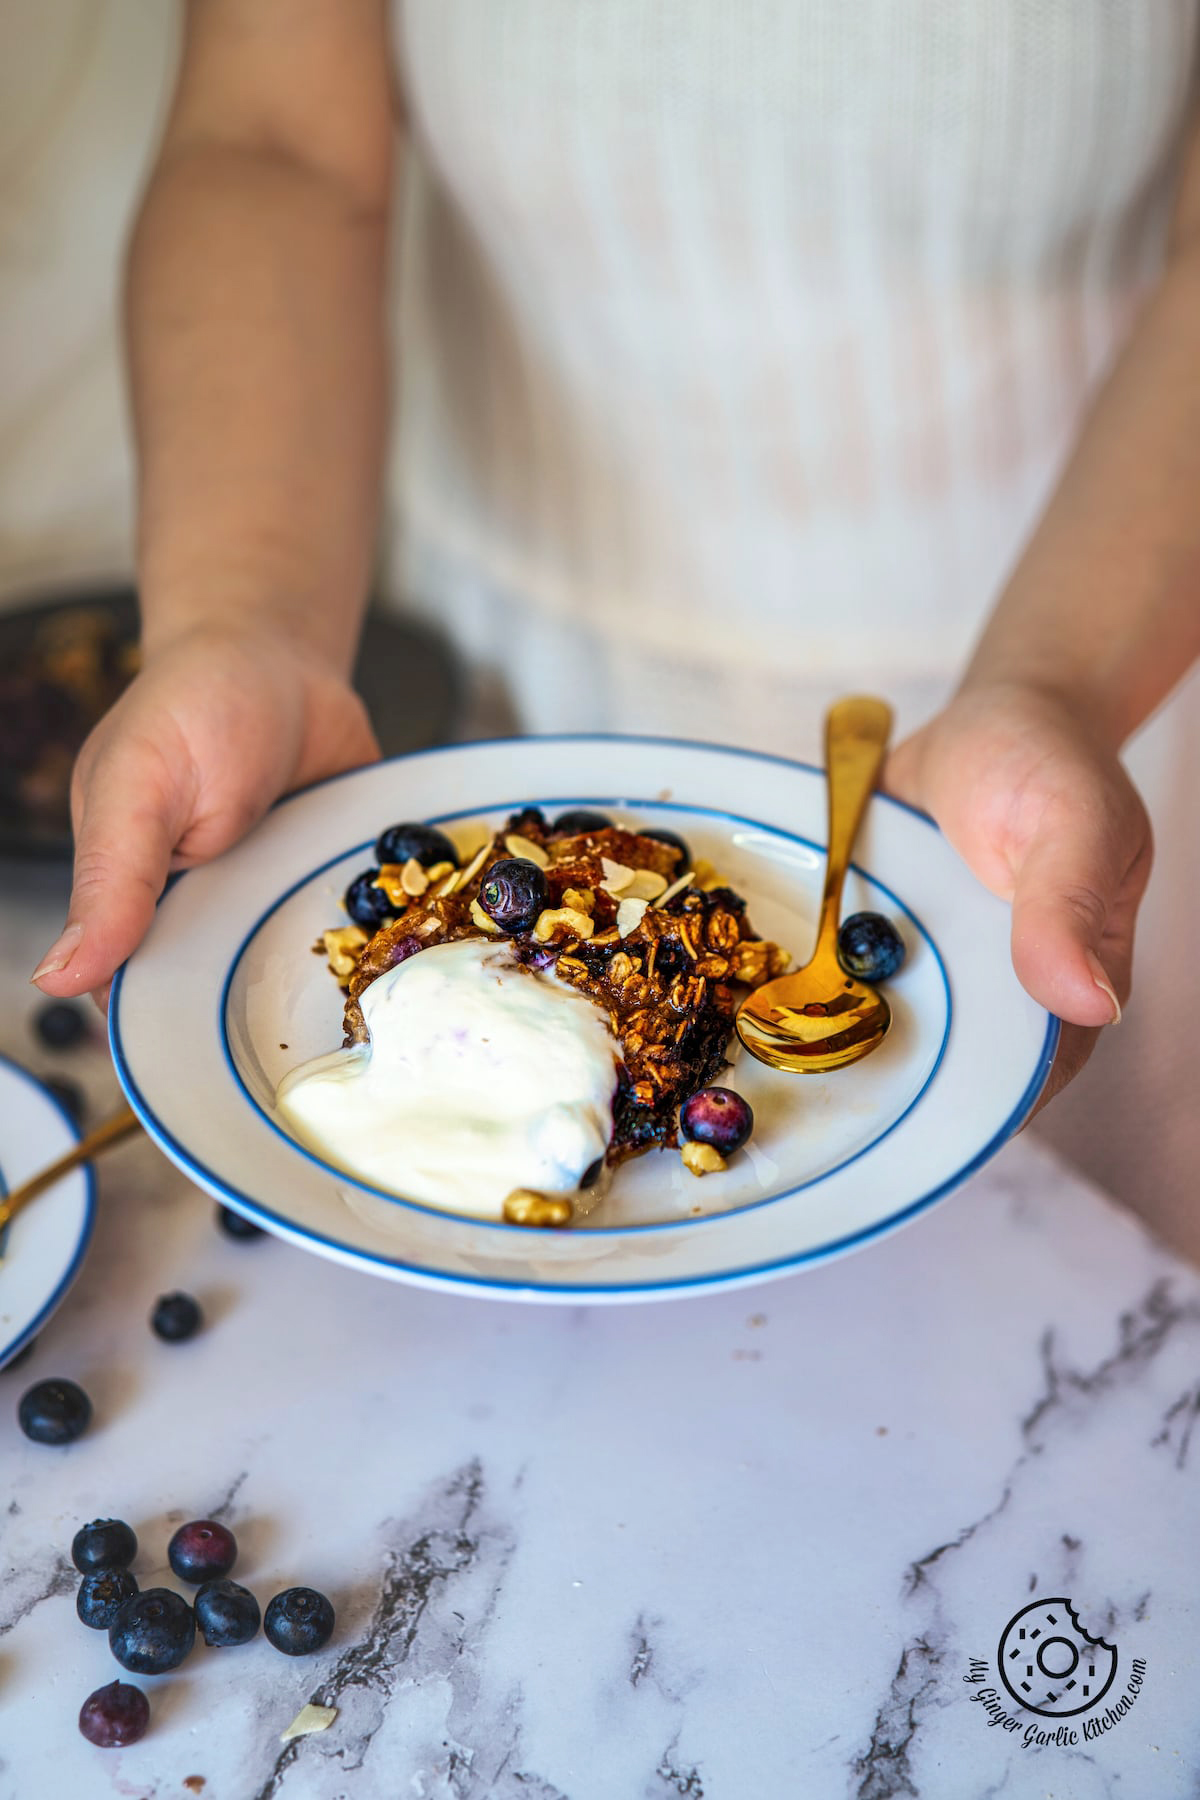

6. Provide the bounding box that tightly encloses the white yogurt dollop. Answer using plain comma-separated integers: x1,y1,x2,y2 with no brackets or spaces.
275,939,618,1217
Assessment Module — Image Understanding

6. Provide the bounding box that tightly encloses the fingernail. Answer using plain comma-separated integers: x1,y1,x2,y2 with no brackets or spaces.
29,922,84,987
1085,949,1122,1025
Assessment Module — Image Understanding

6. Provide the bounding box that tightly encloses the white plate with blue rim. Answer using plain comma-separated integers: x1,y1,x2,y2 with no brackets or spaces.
108,735,1058,1304
0,1054,95,1365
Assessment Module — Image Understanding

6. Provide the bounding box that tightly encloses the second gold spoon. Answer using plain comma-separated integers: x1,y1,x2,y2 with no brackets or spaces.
735,695,894,1073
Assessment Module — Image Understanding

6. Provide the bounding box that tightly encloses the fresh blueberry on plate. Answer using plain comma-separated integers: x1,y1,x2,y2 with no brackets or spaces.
109,1589,195,1673
151,1292,203,1343
837,912,906,982
167,1519,237,1584
641,826,690,867
679,1087,754,1156
264,1586,335,1655
550,808,612,836
33,999,88,1051
17,1377,91,1445
343,869,401,930
77,1567,139,1630
477,858,549,934
72,1517,138,1573
373,821,458,868
217,1205,264,1241
194,1577,261,1647
78,1680,150,1748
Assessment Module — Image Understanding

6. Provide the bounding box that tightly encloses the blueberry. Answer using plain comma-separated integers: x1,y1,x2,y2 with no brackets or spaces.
373,821,458,868
2,1335,37,1373
33,999,88,1051
679,1087,754,1156
78,1679,150,1748
550,809,612,837
17,1377,91,1445
43,1075,87,1129
264,1586,335,1656
168,1519,237,1584
641,826,690,867
109,1588,196,1674
194,1577,261,1647
77,1567,139,1630
217,1205,264,1241
837,912,906,982
504,806,548,837
151,1292,202,1343
72,1517,138,1574
477,858,549,934
343,868,401,930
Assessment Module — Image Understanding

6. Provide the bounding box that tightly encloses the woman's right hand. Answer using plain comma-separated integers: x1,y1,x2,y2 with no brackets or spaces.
30,624,381,1008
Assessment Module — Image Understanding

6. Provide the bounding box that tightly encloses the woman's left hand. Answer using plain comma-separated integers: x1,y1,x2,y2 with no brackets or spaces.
884,681,1153,1111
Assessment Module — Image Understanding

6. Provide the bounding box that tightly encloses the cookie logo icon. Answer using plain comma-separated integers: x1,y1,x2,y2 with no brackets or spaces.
997,1598,1118,1718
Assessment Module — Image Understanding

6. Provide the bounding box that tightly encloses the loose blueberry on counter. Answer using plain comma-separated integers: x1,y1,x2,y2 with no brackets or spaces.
264,1586,335,1656
641,826,690,867
77,1567,139,1630
168,1519,237,1584
194,1577,261,1647
837,912,906,982
151,1292,203,1343
33,999,88,1051
78,1680,150,1748
373,821,458,868
343,869,402,930
1,1335,37,1374
17,1376,91,1445
72,1517,138,1573
109,1588,196,1673
550,808,612,836
217,1204,264,1241
43,1074,88,1129
679,1087,754,1156
477,858,549,935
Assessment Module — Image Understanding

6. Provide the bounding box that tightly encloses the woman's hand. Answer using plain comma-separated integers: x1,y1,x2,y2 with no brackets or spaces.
30,625,380,1008
884,681,1153,1110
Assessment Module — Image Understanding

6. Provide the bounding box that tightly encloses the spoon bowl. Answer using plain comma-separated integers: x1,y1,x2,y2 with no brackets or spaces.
736,696,895,1073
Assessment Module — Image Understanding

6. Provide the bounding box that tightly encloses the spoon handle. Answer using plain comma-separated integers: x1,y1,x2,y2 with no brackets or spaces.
0,1102,141,1233
814,696,894,959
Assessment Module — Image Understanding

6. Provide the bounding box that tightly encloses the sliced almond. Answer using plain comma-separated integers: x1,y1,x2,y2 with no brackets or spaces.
400,856,429,897
600,856,635,895
682,1141,727,1177
616,896,648,938
505,832,549,869
425,860,455,882
656,868,695,908
449,840,492,894
469,897,500,935
624,868,668,902
280,1703,338,1744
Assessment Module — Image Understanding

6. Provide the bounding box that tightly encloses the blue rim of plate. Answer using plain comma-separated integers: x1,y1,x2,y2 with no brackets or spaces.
109,732,1061,1298
217,795,955,1236
0,1051,95,1365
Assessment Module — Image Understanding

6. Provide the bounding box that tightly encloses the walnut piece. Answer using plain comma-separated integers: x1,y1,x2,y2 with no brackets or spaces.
503,1189,574,1227
682,1141,727,1176
323,924,368,979
532,905,595,943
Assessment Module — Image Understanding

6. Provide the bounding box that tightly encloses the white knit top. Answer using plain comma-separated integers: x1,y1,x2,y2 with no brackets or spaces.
389,1,1198,714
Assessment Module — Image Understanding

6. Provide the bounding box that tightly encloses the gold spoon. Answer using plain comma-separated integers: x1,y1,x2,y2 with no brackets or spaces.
0,1102,141,1237
735,695,895,1072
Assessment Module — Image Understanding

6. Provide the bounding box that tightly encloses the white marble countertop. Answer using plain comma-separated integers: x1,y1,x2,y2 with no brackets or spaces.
2,859,1198,1800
